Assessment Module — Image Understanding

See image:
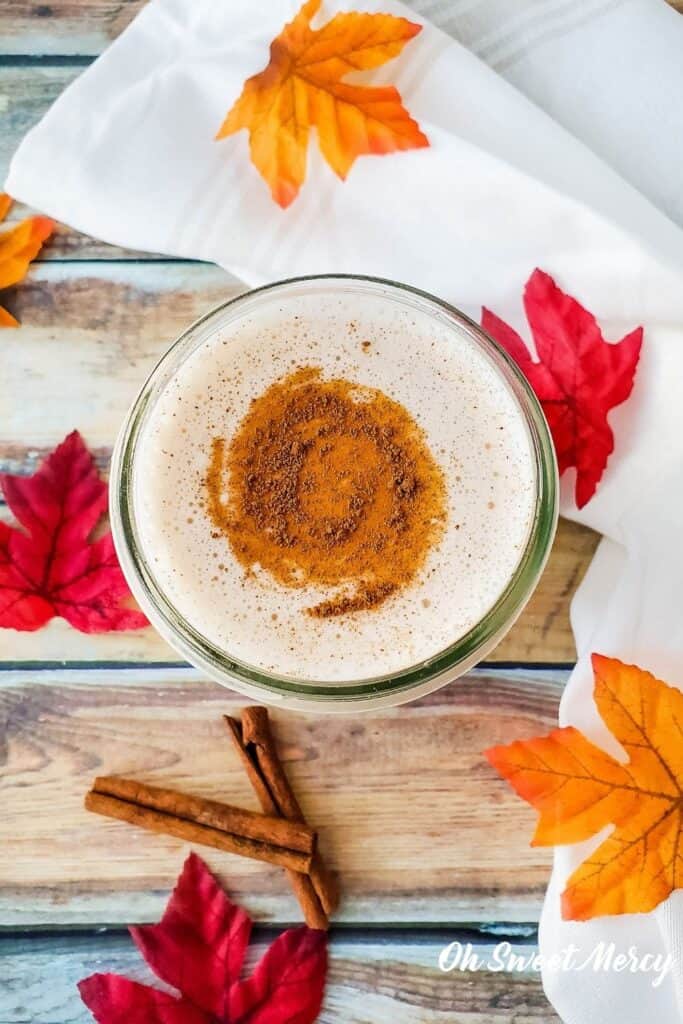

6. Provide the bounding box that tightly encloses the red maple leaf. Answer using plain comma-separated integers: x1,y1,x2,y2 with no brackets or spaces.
78,853,328,1024
0,431,148,632
482,269,643,508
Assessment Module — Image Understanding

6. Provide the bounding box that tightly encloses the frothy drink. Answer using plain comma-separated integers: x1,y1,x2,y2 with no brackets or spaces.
133,285,537,682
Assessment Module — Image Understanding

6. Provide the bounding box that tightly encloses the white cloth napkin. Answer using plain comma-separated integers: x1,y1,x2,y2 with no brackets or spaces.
417,0,683,230
6,1,683,1020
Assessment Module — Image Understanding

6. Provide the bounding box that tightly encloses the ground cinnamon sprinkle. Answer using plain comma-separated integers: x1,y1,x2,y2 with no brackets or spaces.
206,366,446,617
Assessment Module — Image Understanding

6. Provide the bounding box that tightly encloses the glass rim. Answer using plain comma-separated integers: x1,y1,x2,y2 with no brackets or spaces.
110,273,559,710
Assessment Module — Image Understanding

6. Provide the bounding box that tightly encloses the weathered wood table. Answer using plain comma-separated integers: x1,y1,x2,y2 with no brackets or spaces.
4,3,674,1021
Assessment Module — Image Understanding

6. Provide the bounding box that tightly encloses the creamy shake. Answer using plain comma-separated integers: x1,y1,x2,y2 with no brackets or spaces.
132,285,537,682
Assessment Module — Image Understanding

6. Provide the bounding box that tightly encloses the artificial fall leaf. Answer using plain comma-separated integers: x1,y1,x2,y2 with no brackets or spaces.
79,852,328,1024
0,193,53,327
217,0,429,207
486,654,683,921
0,431,148,633
482,269,643,508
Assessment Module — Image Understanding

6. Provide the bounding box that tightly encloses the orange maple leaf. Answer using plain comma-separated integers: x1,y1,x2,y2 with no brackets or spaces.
486,654,683,920
217,0,429,207
0,194,53,327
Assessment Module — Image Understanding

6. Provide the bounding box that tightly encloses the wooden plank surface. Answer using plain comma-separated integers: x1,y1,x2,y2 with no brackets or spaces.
0,3,143,56
0,262,239,470
0,666,562,927
0,932,560,1023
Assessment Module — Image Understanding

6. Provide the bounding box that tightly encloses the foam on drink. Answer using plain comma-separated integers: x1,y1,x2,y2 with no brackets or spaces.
134,287,537,682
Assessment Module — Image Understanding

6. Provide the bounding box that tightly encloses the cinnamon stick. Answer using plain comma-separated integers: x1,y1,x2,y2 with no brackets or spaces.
224,715,329,931
232,707,339,918
223,715,278,813
85,788,313,873
91,777,315,853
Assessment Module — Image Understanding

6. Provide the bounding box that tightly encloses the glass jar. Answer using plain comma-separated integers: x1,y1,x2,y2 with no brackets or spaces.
110,275,558,712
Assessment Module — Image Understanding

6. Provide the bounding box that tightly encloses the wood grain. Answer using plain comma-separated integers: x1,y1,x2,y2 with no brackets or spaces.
495,518,596,662
0,932,560,1023
0,666,565,926
0,2,142,56
0,262,242,471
